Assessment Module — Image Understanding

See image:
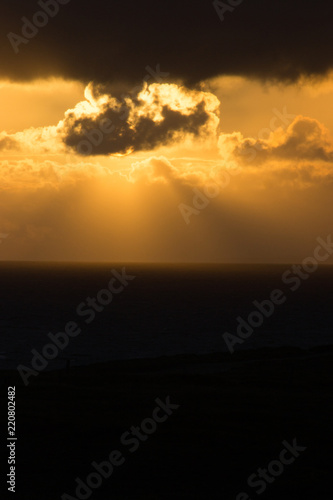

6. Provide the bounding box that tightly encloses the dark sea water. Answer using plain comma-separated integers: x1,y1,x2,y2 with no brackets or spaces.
1,262,332,370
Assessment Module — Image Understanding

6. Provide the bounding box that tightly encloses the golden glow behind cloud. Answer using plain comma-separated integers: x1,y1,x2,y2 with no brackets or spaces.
60,82,220,156
1,75,333,263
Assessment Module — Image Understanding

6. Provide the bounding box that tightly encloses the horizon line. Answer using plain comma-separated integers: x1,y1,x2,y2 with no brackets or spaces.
0,260,333,267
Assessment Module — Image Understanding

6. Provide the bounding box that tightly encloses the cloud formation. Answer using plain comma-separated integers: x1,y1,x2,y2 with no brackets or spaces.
0,82,219,157
59,82,220,155
0,125,60,154
1,153,333,264
1,0,333,85
219,116,333,166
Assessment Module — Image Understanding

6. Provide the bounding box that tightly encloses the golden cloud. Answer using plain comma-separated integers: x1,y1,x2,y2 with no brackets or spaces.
219,116,333,166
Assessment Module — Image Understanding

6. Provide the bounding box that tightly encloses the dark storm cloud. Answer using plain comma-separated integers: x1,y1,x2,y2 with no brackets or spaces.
61,84,214,155
1,0,333,85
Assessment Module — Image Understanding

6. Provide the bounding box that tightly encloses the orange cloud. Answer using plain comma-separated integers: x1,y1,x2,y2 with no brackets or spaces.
219,116,333,166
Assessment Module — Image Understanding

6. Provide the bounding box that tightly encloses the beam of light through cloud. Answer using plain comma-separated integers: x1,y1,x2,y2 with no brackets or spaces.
1,74,333,263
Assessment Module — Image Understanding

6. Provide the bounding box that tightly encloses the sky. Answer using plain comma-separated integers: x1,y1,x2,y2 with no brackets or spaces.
1,0,333,263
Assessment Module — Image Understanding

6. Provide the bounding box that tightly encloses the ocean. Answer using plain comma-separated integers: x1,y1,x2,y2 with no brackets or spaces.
1,262,333,371
2,262,333,500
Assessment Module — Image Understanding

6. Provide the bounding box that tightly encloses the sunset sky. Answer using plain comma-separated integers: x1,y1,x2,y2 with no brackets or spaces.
1,0,333,263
